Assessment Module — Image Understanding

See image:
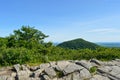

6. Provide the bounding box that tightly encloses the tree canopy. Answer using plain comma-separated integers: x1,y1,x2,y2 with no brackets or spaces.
7,26,48,48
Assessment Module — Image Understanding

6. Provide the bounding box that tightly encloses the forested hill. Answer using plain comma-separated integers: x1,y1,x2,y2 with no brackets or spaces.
57,38,100,49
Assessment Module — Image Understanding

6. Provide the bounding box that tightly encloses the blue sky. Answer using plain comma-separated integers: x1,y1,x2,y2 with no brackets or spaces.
0,0,120,42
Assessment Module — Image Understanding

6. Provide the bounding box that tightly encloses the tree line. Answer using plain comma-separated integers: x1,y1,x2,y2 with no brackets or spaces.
0,26,120,66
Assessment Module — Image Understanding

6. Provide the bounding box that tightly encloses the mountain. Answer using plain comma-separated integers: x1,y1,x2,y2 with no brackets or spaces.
57,38,99,49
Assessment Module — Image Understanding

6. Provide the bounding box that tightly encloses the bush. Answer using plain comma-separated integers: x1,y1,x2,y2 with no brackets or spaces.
89,66,97,73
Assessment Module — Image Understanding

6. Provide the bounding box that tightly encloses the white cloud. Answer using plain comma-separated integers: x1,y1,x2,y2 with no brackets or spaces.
87,28,120,33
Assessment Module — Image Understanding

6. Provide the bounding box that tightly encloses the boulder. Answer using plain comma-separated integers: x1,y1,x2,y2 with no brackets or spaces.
90,59,103,66
79,68,91,79
72,72,80,80
56,61,70,71
63,63,84,75
39,63,50,69
49,61,57,68
13,64,21,72
16,71,29,80
45,67,56,78
30,66,39,71
76,60,92,70
33,68,44,77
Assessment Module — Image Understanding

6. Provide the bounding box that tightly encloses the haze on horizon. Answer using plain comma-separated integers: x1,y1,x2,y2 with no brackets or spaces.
0,0,120,43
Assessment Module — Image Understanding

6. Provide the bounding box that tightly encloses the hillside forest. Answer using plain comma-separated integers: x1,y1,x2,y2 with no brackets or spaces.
0,26,120,66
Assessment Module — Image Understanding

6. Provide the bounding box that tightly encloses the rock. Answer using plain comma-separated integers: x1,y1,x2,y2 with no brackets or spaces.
90,59,103,66
30,66,39,71
72,72,80,80
62,74,72,80
1,60,120,80
28,77,40,80
16,71,29,80
90,75,110,80
79,68,91,79
52,78,57,80
21,65,31,74
115,59,120,62
7,77,15,80
76,60,92,70
0,76,8,80
63,63,84,75
21,65,28,70
49,61,57,68
98,66,120,80
56,61,70,71
107,75,118,80
45,67,56,78
33,69,44,77
97,66,112,75
13,64,21,72
104,61,120,66
39,63,50,69
43,75,50,80
11,72,16,77
57,78,64,80
110,66,120,75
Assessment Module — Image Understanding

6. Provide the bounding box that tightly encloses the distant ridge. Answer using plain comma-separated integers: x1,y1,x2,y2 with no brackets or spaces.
57,38,99,49
96,42,120,48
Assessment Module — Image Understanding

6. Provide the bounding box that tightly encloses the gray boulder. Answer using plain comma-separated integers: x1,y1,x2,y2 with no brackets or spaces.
30,66,39,71
63,63,84,75
72,72,80,80
33,68,44,77
39,63,50,69
13,64,21,72
45,67,56,78
49,61,57,68
76,60,92,70
16,71,29,80
90,59,103,66
79,68,91,79
56,61,70,71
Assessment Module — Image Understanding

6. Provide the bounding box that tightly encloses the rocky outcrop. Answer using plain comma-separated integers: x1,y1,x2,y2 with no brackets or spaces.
0,59,120,80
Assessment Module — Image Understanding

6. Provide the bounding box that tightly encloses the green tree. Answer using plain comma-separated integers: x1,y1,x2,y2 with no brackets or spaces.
0,37,7,48
7,26,48,48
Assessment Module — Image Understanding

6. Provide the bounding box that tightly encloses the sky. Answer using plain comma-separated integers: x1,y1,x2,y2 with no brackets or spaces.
0,0,120,42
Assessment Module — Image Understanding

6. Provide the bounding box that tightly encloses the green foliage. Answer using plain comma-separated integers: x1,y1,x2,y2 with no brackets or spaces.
0,37,7,48
89,66,97,73
57,38,99,49
0,47,32,65
7,26,48,48
0,26,120,66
